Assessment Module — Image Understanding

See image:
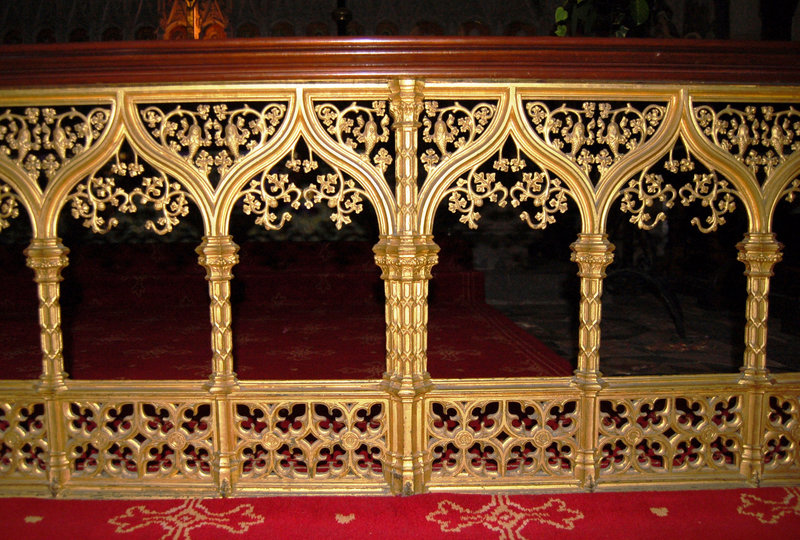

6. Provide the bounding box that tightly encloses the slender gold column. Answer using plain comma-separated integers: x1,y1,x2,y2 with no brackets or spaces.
374,236,438,495
375,79,435,495
196,235,239,495
736,232,782,485
25,238,70,495
570,233,614,490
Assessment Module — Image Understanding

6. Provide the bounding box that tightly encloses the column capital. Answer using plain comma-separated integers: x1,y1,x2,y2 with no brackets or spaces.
389,79,425,129
373,235,439,281
197,235,239,281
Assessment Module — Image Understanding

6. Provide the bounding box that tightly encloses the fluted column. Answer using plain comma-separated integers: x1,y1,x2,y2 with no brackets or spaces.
570,233,614,490
196,234,239,495
25,237,70,495
737,232,782,484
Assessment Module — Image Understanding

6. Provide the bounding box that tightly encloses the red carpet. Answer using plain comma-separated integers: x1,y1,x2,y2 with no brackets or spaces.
0,241,573,380
2,488,799,539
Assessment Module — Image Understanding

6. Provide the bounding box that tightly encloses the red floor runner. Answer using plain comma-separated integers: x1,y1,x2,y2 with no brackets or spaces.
2,487,798,539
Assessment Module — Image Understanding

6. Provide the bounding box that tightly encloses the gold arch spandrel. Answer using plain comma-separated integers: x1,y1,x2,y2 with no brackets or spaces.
679,94,765,234
211,89,301,236
119,94,216,236
508,91,596,235
687,86,800,230
761,147,800,229
594,91,683,234
0,163,40,237
301,87,396,236
416,87,511,235
38,98,123,239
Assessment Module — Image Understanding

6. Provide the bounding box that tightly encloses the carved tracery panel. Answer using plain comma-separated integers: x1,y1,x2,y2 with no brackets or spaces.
65,401,213,480
0,401,48,479
618,135,740,234
441,137,574,231
235,401,386,481
428,399,579,480
598,395,742,476
236,136,372,233
763,394,800,473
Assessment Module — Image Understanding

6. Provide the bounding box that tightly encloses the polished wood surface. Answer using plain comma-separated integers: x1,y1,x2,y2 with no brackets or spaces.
1,36,799,87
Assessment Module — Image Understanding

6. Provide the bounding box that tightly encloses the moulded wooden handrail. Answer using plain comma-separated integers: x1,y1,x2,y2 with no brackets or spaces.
1,36,799,87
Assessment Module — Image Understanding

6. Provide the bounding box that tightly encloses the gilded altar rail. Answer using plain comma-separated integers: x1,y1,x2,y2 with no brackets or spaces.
1,39,799,497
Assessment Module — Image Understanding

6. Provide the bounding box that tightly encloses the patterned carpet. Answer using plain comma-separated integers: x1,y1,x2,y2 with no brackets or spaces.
2,487,799,539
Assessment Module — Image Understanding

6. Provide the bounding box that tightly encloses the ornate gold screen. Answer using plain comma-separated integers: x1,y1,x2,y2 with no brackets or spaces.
1,41,799,497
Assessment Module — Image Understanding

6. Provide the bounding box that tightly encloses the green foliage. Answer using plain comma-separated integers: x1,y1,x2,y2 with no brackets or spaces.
555,0,653,37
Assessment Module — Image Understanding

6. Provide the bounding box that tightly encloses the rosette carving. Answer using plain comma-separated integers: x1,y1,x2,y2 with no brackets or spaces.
421,100,496,172
0,183,20,232
139,102,286,183
0,106,111,187
443,169,508,229
68,146,191,235
619,173,677,230
525,101,665,181
302,171,368,229
694,104,800,182
314,101,392,174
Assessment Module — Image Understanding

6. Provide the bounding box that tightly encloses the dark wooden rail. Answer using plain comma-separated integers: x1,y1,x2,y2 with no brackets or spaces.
1,36,799,86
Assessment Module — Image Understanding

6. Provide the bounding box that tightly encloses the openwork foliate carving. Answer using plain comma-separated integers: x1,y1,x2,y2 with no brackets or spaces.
598,395,742,475
428,399,579,479
694,103,800,183
421,100,496,172
302,170,368,230
619,173,677,230
235,401,385,481
314,101,393,175
68,145,191,234
763,395,800,472
620,139,739,233
66,402,213,480
0,402,47,478
525,101,665,181
241,170,302,231
0,106,111,188
494,142,574,230
139,102,287,184
443,140,573,230
678,171,738,233
781,178,800,205
443,169,508,229
0,183,20,232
